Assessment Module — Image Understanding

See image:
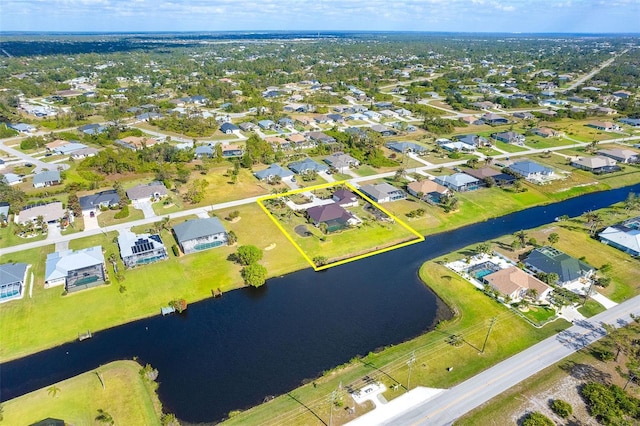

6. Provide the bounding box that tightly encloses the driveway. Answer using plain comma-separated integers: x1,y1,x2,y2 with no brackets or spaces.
83,211,100,231
133,200,157,219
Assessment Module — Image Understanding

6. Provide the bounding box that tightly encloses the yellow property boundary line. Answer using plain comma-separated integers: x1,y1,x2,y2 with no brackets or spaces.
256,180,425,271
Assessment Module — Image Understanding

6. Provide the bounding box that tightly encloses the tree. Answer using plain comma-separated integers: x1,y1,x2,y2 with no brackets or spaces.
169,298,187,313
584,210,603,236
550,399,573,419
547,233,559,246
227,230,238,245
236,245,263,265
161,413,181,426
466,157,479,169
47,385,60,398
394,167,407,181
475,242,491,255
514,230,528,248
95,408,114,425
313,256,328,266
545,272,559,285
241,263,268,287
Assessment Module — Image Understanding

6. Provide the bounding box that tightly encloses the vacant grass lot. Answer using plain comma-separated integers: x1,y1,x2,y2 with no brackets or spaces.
1,360,162,426
224,260,569,426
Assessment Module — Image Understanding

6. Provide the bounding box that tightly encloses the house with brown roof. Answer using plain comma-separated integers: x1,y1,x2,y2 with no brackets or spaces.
306,203,358,233
532,127,561,138
115,136,158,151
482,266,552,302
407,179,449,203
587,121,620,132
332,189,359,207
45,140,69,151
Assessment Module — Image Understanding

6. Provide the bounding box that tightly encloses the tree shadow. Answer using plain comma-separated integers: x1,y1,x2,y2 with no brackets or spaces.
286,393,327,425
559,360,611,384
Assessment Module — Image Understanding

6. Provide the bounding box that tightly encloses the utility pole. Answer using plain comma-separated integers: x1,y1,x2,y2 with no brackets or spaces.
481,317,497,354
406,351,416,392
329,389,336,426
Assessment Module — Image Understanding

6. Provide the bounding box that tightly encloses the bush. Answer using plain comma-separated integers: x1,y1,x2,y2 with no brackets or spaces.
550,399,573,418
171,245,180,256
521,411,554,426
236,245,263,265
241,263,268,287
113,205,129,219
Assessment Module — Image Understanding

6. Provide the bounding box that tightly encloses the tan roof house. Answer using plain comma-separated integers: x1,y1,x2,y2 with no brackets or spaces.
483,266,551,302
407,180,449,202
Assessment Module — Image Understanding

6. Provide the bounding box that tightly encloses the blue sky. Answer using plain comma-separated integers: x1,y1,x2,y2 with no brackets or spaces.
1,0,639,33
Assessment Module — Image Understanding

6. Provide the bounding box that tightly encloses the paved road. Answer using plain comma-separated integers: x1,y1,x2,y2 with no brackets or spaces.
0,136,69,173
378,297,640,426
558,50,626,93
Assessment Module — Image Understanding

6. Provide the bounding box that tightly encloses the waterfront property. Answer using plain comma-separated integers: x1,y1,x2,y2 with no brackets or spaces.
507,160,555,184
44,246,107,292
306,203,359,233
463,167,516,186
0,263,28,302
407,179,450,203
599,216,640,257
524,246,595,287
483,266,551,302
359,182,407,203
597,148,639,164
172,217,228,254
435,173,480,192
117,231,168,268
570,156,620,174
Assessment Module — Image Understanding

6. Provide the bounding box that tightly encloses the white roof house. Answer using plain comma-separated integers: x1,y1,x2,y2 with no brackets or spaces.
44,246,106,291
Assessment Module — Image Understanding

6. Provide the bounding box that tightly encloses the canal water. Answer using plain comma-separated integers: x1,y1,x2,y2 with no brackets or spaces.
2,183,639,423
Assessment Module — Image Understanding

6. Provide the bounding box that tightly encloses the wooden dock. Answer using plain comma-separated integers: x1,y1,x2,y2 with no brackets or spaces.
78,330,92,341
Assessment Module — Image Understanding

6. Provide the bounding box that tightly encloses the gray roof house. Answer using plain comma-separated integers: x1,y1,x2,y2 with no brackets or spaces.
195,145,214,158
0,263,28,302
17,202,65,224
599,217,640,257
78,123,106,135
455,134,488,148
597,149,639,164
32,170,61,188
288,158,329,174
324,152,360,171
44,246,106,292
570,156,620,174
524,246,595,286
435,173,480,192
0,203,9,221
386,141,427,154
254,163,294,181
359,183,407,203
173,217,228,255
2,173,23,185
258,119,276,130
117,231,168,268
126,181,168,202
507,160,554,180
492,131,525,144
79,190,120,212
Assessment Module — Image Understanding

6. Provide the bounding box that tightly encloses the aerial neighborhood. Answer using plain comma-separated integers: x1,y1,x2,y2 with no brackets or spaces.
1,31,640,426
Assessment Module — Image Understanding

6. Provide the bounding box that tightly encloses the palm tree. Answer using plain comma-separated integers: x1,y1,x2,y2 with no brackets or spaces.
514,230,528,248
484,156,494,166
547,233,560,246
47,385,60,398
95,409,114,425
583,211,603,236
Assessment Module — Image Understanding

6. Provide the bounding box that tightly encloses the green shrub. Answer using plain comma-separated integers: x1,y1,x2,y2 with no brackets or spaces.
171,245,179,257
113,205,129,219
550,399,573,418
522,411,554,426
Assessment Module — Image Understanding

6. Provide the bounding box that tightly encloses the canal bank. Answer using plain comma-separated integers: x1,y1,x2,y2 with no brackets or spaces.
2,183,640,424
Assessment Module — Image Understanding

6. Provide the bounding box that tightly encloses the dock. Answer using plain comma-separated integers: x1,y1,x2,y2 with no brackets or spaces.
161,306,176,316
78,330,92,341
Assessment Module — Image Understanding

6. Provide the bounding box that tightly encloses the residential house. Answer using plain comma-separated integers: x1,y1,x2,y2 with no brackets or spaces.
324,152,360,171
464,167,516,186
220,122,239,134
460,116,484,125
363,111,381,121
32,170,61,188
288,158,329,175
195,145,214,158
612,90,632,99
587,121,620,132
8,123,36,133
0,263,28,302
385,141,427,154
17,202,65,224
238,122,257,132
136,112,164,121
258,119,276,130
70,147,99,159
314,115,332,124
45,139,69,151
126,181,168,202
53,142,89,155
482,266,551,302
480,113,509,125
407,179,450,203
79,190,121,212
117,231,168,268
278,117,294,127
492,131,525,144
620,118,640,128
532,127,560,138
115,136,158,151
306,203,356,232
332,189,359,207
1,173,22,186
471,101,497,110
173,217,228,254
78,123,106,135
370,124,396,136
265,137,290,150
359,183,407,203
286,133,310,148
455,134,489,149
599,217,640,257
0,202,9,224
507,160,554,181
513,111,535,120
570,156,620,174
435,173,480,192
524,246,595,287
221,145,244,158
307,131,336,145
253,163,294,181
597,148,639,164
44,246,106,291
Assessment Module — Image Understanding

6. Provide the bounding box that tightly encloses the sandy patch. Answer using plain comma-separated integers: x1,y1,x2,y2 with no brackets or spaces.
264,243,276,251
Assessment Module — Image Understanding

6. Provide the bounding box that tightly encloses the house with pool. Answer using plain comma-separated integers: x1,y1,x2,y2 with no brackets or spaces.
173,217,228,255
0,263,29,303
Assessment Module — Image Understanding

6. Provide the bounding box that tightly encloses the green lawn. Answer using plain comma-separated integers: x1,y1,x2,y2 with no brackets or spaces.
578,298,607,318
97,206,145,227
494,141,530,153
1,360,162,426
0,221,47,248
521,305,557,324
523,136,575,150
224,260,569,426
